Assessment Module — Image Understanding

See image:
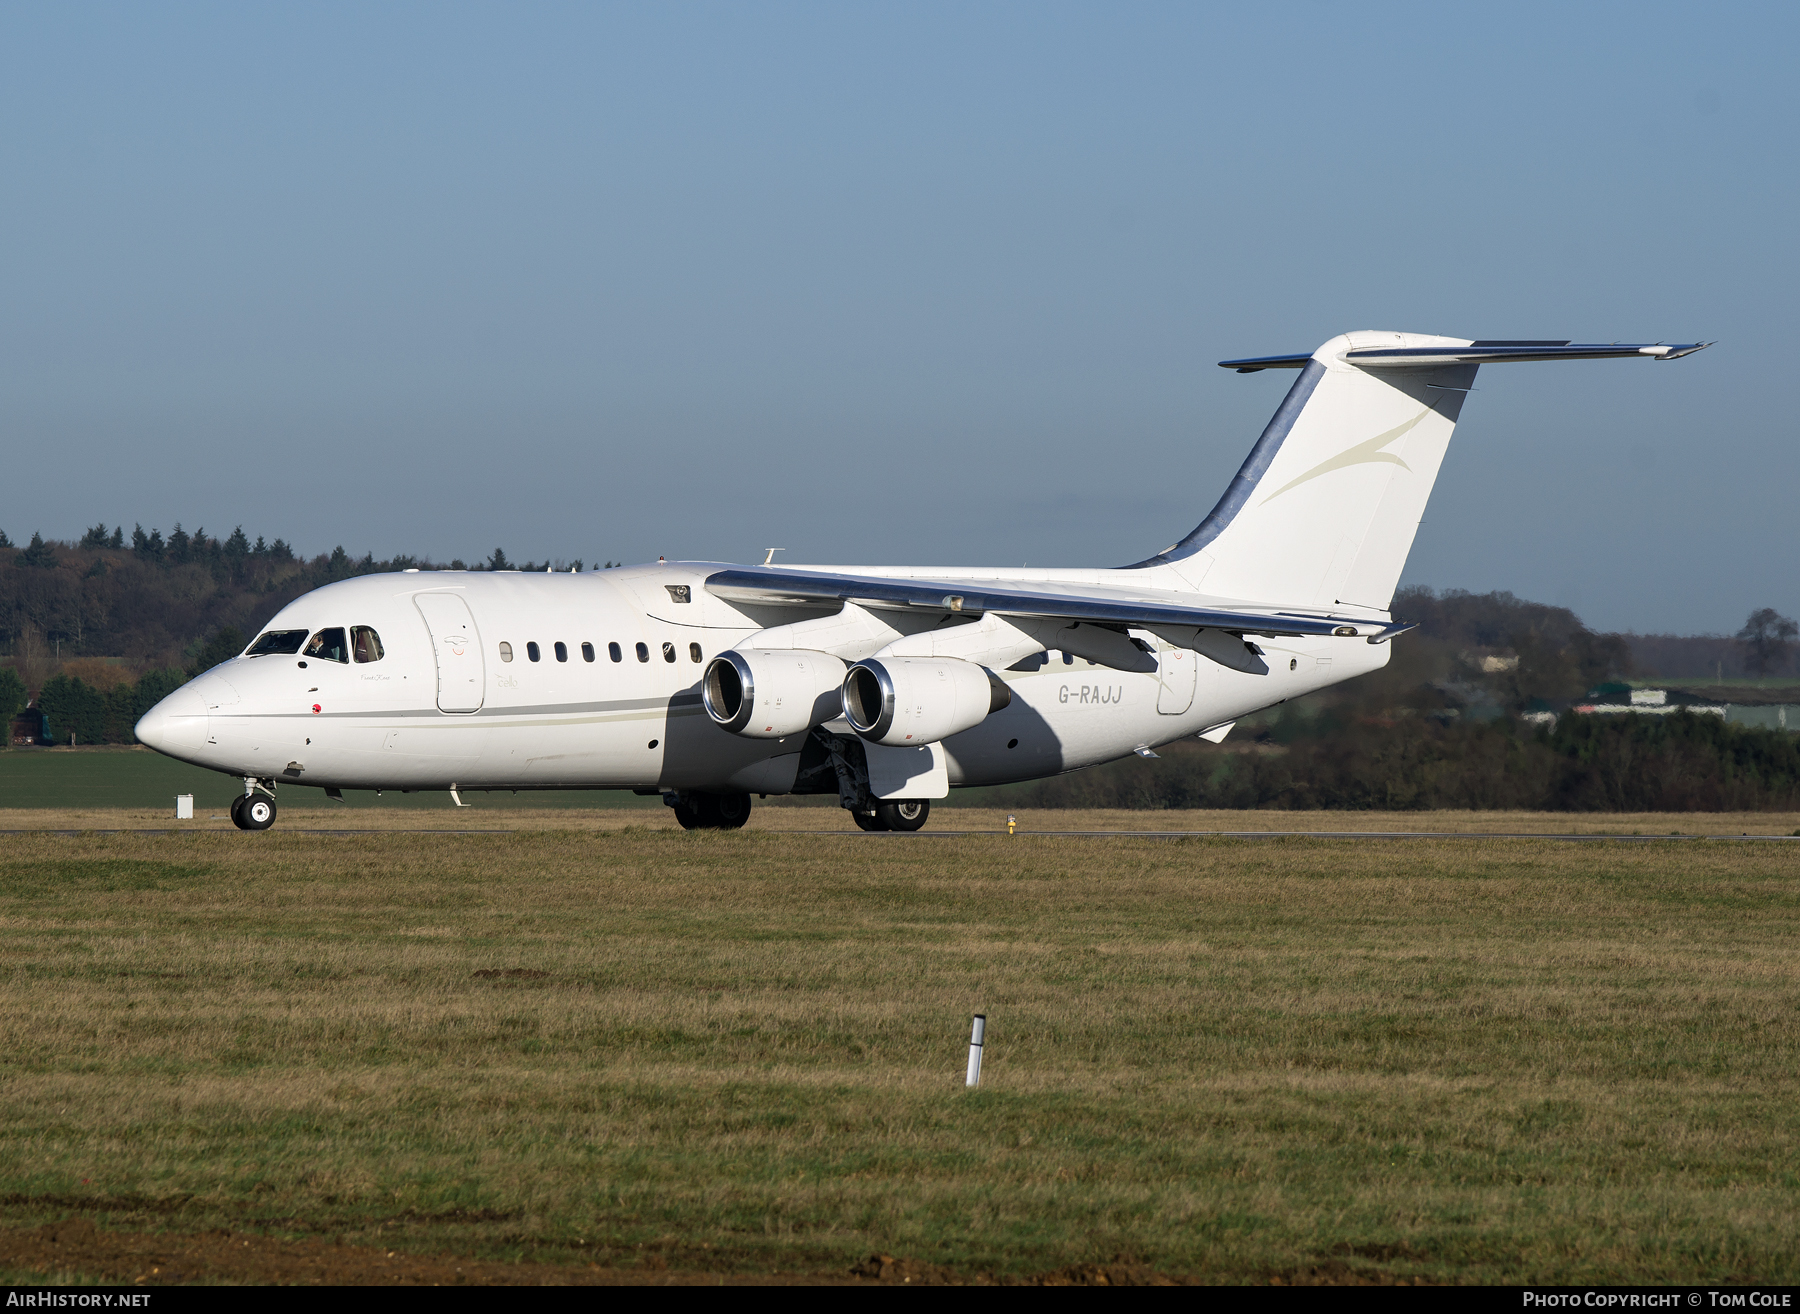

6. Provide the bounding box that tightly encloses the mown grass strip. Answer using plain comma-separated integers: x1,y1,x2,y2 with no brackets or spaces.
0,829,1795,1283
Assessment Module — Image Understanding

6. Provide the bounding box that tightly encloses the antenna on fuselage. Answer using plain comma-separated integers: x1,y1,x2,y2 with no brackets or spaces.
764,547,785,565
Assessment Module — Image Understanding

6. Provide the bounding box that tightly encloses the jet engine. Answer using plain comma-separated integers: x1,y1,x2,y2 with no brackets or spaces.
702,648,848,738
841,657,1012,747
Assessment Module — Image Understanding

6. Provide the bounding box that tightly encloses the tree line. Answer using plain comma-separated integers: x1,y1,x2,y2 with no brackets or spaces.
1000,709,1800,812
0,523,617,689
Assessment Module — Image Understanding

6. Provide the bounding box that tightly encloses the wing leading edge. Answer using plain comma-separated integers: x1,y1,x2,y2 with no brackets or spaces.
703,565,1412,642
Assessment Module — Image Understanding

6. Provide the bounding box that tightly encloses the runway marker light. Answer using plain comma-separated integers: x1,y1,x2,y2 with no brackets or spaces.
1007,814,1016,835
966,1014,986,1088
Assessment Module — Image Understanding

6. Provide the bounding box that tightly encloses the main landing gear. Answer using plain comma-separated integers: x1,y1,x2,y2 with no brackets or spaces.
231,781,278,831
852,800,930,833
668,791,753,831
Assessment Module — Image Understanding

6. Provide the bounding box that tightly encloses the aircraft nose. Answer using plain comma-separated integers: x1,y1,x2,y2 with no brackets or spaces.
135,684,210,755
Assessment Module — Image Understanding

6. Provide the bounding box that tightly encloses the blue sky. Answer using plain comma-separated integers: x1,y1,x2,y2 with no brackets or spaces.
1,2,1792,634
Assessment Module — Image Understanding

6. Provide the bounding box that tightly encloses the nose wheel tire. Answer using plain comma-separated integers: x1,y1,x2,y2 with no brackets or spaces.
233,795,277,831
877,799,929,832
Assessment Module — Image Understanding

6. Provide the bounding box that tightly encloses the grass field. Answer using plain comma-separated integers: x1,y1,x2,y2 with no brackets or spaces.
2,819,1798,1284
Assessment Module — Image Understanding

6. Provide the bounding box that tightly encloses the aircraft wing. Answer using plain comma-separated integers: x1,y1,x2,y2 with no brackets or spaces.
702,565,1411,641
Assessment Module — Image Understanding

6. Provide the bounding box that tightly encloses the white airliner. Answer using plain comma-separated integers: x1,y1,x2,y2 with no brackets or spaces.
135,332,1707,831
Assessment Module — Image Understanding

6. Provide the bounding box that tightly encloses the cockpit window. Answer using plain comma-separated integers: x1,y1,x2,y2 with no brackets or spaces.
304,628,350,663
245,629,309,657
352,626,384,663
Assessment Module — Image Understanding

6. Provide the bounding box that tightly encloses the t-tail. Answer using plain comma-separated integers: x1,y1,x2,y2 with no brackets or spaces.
1131,332,1709,611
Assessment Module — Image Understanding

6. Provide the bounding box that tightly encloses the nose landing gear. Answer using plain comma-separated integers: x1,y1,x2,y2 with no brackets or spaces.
231,780,278,831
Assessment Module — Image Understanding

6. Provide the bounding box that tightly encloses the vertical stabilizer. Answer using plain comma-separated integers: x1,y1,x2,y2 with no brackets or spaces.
1135,332,1476,610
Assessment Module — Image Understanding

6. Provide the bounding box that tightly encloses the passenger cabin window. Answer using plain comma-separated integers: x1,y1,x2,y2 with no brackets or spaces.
635,642,649,663
304,628,349,663
246,629,308,657
352,627,384,663
689,642,702,663
554,641,568,662
527,642,541,662
499,642,514,662
581,642,595,662
609,642,622,663
662,642,676,663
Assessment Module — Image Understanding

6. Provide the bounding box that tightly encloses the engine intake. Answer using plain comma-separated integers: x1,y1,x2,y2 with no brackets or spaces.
841,657,1011,747
703,649,847,738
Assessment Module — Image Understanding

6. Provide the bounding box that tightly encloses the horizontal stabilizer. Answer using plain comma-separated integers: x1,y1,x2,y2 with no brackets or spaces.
1221,340,1710,371
1219,352,1315,373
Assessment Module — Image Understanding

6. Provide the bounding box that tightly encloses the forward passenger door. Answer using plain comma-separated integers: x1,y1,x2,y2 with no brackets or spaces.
415,593,486,713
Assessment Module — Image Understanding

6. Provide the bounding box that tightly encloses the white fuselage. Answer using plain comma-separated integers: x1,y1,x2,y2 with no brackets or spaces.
136,564,1388,795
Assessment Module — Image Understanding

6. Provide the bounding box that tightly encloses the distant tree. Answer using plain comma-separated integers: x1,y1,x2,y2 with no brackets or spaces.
0,529,11,548
167,523,191,563
0,667,26,743
185,625,247,678
132,524,164,562
79,523,111,548
1738,608,1799,677
108,526,123,549
269,538,294,561
37,673,109,746
225,526,250,558
488,547,511,571
18,532,57,568
449,558,467,570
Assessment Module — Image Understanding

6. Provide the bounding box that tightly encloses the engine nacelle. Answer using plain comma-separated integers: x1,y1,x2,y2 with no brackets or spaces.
841,657,1011,747
703,648,848,738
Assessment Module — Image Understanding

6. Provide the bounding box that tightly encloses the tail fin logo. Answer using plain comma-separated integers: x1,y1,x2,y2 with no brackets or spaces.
1258,406,1433,505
